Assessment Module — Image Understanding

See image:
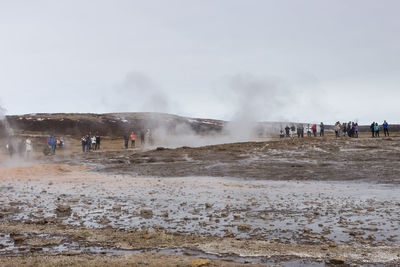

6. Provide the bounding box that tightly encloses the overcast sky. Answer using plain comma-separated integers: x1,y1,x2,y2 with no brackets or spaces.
1,0,399,124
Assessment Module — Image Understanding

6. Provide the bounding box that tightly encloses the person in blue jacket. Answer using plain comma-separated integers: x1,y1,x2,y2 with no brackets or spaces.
47,135,56,155
383,120,389,137
374,123,380,138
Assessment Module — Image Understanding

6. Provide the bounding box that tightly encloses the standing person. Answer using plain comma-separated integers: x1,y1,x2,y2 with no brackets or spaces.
284,125,290,137
307,124,312,137
374,123,380,137
95,133,101,150
123,133,129,149
312,124,317,137
290,125,296,138
140,131,145,146
81,136,87,152
91,135,96,150
47,135,56,155
354,123,359,138
56,138,61,148
334,122,340,138
18,139,25,157
350,122,354,137
86,133,92,151
6,139,14,157
146,129,153,145
370,122,375,138
320,122,325,137
383,120,389,137
347,122,352,137
86,135,91,152
25,137,33,157
342,123,347,137
297,125,304,138
130,132,136,148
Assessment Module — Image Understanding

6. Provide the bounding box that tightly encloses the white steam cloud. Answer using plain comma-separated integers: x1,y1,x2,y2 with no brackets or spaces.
102,71,176,114
220,74,295,139
0,101,13,137
102,72,328,148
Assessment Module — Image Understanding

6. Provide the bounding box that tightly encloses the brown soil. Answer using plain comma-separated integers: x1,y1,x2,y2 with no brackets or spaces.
79,133,400,184
0,252,258,267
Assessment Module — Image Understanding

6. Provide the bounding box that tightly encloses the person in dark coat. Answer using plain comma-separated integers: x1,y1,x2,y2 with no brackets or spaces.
320,122,325,137
95,133,101,150
140,131,145,146
86,134,91,152
370,122,375,138
285,125,290,137
123,133,129,149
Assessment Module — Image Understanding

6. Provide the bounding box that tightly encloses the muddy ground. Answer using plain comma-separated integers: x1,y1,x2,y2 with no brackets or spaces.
77,134,400,183
0,134,399,266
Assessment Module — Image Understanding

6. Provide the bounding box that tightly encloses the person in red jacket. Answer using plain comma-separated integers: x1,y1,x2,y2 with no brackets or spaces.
130,132,136,148
312,124,317,137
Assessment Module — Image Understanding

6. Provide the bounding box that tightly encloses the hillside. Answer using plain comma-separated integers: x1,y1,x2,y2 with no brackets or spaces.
1,112,399,138
1,112,224,137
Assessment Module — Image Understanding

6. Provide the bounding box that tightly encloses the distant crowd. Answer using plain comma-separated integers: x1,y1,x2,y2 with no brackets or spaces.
5,137,34,158
4,135,64,158
81,132,101,152
4,128,154,158
122,129,152,149
280,120,390,139
80,129,152,152
2,121,392,158
333,121,359,138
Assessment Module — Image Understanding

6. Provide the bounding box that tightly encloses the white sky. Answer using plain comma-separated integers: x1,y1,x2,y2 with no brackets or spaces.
1,0,399,124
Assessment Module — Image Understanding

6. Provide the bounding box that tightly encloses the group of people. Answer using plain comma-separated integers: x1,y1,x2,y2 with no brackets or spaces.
45,136,64,155
80,128,153,153
282,122,325,138
5,137,33,157
370,120,389,138
81,132,100,152
123,129,152,149
333,121,359,138
281,120,390,139
5,135,64,157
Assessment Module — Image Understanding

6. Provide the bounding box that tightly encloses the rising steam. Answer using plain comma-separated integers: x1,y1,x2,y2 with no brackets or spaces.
0,102,13,137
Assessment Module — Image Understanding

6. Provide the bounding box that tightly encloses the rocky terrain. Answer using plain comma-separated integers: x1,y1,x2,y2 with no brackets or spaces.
0,160,399,266
0,113,400,266
77,135,400,184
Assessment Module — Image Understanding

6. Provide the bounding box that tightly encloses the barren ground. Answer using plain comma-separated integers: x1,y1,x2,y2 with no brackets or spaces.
0,133,399,266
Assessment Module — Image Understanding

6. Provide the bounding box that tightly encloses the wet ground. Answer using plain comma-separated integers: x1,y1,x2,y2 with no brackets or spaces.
0,135,400,266
1,173,399,246
77,135,400,184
